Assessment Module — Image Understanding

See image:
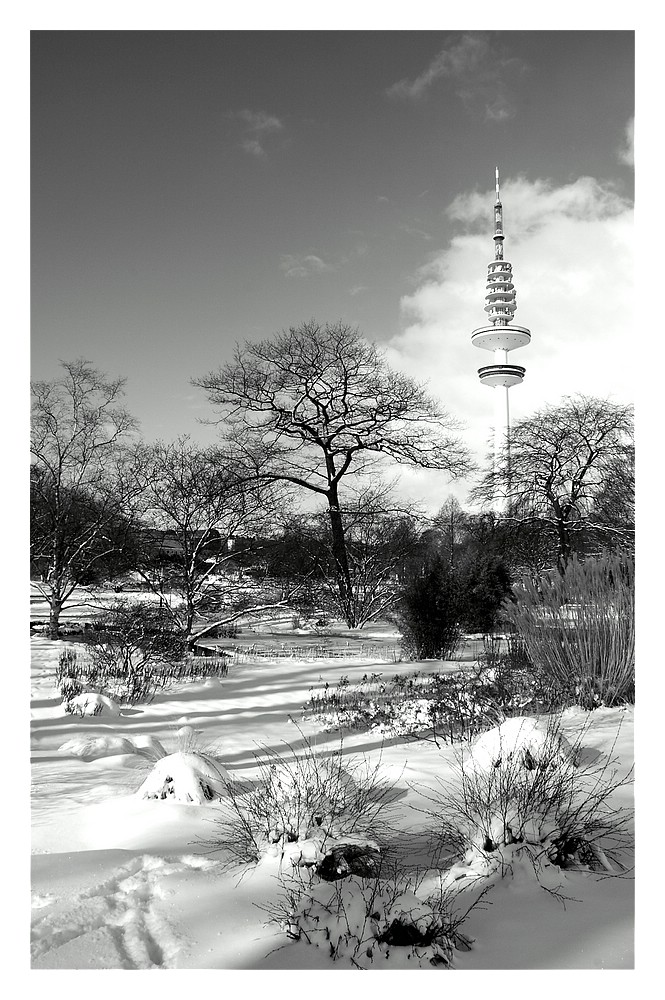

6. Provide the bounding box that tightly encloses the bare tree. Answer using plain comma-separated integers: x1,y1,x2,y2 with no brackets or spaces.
432,496,473,567
30,360,140,636
277,482,426,628
133,437,296,646
471,394,634,573
193,320,471,626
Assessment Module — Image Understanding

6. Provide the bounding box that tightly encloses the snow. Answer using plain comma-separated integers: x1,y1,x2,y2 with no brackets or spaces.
136,751,230,803
26,600,638,978
65,691,121,717
463,715,573,775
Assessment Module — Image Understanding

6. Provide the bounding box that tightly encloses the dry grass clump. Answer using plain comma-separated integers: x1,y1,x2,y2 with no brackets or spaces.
506,553,634,709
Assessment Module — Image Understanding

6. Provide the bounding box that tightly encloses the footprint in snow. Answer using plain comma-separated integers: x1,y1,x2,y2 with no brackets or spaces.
31,853,215,969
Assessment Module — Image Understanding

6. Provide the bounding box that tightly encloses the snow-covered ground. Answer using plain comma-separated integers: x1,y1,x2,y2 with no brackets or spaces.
26,590,639,978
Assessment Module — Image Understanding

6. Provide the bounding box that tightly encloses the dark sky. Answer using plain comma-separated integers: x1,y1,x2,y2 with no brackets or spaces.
31,30,634,453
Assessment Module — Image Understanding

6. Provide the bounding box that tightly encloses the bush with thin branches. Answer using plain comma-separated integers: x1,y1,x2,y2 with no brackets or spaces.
303,668,504,743
393,556,463,661
276,868,461,968
207,733,399,869
422,715,633,882
505,553,634,708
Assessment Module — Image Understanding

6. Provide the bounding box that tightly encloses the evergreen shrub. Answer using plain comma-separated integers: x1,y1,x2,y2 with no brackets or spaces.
394,557,462,660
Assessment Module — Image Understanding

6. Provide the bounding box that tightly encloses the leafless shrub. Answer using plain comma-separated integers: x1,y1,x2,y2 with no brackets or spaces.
205,731,400,869
420,715,633,880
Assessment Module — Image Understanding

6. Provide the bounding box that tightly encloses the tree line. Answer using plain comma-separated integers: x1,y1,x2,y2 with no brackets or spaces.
31,322,634,642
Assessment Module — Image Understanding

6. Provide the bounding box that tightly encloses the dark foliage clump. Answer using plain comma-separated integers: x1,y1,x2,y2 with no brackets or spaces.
394,556,462,660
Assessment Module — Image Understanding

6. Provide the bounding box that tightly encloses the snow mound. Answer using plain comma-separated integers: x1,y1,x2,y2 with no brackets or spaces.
65,692,121,717
287,876,454,968
58,733,168,763
130,734,168,760
58,735,137,761
136,751,230,804
464,716,573,776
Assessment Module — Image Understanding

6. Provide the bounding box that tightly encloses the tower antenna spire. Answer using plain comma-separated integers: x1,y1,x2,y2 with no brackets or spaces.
471,169,532,512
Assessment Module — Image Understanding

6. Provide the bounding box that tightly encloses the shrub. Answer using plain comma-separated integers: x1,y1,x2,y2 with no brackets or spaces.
423,715,633,880
303,668,504,743
278,870,459,968
136,752,230,804
505,553,634,708
456,554,513,634
393,557,462,660
207,733,399,869
56,644,229,708
476,634,562,715
55,647,84,706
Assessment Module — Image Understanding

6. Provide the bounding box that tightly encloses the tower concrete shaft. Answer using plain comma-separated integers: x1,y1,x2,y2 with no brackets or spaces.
471,168,530,511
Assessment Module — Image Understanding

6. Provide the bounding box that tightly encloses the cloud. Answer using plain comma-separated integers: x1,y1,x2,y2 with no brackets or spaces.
228,109,283,157
618,117,634,166
399,223,432,241
386,33,527,122
279,253,331,278
385,174,633,504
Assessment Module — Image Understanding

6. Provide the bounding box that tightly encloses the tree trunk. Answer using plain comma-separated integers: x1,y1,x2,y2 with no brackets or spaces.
326,484,356,627
48,596,63,638
556,524,572,577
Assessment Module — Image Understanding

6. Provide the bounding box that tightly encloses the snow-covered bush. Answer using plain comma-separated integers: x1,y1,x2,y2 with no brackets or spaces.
65,691,120,717
136,751,230,804
462,715,573,777
304,669,503,743
135,726,230,804
58,734,135,759
424,715,633,879
209,734,398,867
280,873,457,968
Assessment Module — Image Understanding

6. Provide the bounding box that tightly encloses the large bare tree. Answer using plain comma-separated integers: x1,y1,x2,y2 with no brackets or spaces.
193,321,471,627
30,359,140,635
471,394,634,573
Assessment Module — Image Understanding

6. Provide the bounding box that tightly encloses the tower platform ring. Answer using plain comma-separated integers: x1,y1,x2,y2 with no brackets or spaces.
471,325,531,351
478,363,526,388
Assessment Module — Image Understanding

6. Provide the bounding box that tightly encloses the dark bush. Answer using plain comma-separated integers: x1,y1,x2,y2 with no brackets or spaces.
394,557,462,660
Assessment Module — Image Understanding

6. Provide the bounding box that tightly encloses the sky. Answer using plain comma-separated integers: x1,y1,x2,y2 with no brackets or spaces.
29,27,635,511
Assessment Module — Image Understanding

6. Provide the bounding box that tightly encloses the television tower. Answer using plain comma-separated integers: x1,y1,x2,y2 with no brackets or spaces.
471,168,531,511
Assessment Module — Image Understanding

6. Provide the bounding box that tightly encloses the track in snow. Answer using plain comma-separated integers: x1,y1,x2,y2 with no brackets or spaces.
31,853,215,969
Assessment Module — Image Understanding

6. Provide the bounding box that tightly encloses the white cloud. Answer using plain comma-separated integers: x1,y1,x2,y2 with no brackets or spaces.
618,117,634,166
229,109,283,157
387,34,488,100
279,253,331,278
386,33,527,122
385,174,633,507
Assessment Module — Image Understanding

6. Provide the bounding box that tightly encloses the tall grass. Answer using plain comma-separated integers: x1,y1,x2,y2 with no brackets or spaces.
505,553,634,708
